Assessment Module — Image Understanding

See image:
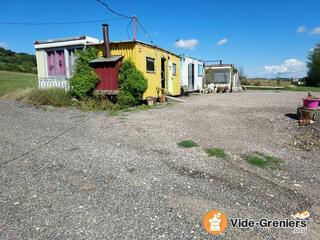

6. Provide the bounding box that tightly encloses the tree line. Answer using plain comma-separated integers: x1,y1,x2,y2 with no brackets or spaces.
306,42,320,86
0,47,37,74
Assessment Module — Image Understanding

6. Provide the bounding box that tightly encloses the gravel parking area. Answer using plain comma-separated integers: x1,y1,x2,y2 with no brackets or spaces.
0,91,319,239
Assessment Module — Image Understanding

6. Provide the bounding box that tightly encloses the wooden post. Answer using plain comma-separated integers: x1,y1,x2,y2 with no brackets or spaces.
133,16,137,41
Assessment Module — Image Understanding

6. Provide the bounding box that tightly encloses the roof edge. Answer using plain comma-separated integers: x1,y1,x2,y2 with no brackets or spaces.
34,36,101,45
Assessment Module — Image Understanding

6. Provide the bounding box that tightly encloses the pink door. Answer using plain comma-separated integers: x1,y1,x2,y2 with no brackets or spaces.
47,51,55,76
56,50,66,76
47,50,66,76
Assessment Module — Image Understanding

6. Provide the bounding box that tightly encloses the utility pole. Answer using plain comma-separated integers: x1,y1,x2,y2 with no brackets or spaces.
133,16,137,41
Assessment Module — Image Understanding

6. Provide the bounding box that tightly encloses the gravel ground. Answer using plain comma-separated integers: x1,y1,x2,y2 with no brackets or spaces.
0,90,319,239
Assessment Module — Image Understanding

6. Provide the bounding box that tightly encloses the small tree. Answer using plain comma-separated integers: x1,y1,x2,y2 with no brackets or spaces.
306,43,320,86
117,60,148,107
238,66,245,80
238,66,249,85
70,47,99,99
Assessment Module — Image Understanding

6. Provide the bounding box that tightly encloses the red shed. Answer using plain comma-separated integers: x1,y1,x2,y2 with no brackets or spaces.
90,23,123,95
90,55,123,95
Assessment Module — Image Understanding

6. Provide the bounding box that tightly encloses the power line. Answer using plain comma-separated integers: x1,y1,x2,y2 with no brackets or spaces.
136,18,149,38
126,18,133,40
96,0,133,19
0,18,125,26
96,0,151,41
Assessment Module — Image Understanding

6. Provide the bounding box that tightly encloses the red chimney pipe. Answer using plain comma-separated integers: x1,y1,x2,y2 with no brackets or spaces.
102,24,110,58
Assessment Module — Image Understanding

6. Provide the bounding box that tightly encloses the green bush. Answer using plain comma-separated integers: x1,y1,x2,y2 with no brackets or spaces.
240,79,249,85
70,47,99,99
254,81,262,86
78,96,121,111
27,88,72,107
117,60,148,107
306,43,320,86
117,90,137,107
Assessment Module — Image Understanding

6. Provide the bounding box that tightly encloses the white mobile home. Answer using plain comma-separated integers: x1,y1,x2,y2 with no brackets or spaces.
180,55,204,94
34,36,101,90
205,64,241,92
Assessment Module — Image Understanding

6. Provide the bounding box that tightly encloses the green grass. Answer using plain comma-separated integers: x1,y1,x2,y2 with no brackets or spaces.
247,86,320,92
4,87,122,112
205,148,226,158
284,85,320,92
27,88,73,107
0,70,37,96
178,140,199,148
243,152,282,170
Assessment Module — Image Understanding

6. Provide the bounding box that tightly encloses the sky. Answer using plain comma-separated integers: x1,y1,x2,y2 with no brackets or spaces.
0,0,319,78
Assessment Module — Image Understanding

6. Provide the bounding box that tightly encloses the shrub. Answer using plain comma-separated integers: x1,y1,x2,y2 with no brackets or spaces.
70,47,99,99
117,60,148,107
254,81,262,86
78,96,121,111
3,88,34,101
240,79,249,85
117,90,137,107
27,88,72,107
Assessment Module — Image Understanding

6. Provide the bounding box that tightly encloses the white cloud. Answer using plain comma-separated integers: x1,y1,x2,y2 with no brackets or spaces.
217,38,228,46
310,26,320,35
264,59,306,76
175,39,199,50
0,42,8,49
296,26,306,33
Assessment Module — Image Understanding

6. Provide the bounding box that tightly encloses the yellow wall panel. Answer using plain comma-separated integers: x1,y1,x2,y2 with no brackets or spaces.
97,42,181,99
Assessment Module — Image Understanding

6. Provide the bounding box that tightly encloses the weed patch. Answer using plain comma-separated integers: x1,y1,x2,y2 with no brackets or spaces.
206,148,226,158
178,140,199,148
243,152,282,170
28,88,73,107
76,97,121,112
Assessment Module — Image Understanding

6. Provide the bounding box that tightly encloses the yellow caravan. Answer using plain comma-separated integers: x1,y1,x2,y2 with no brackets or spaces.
95,40,181,99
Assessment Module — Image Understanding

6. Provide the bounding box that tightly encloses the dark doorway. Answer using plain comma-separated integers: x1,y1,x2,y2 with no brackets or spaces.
161,58,166,89
188,63,194,89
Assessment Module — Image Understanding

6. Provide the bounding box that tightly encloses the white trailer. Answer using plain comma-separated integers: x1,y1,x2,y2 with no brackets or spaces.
180,55,204,94
205,64,241,92
34,36,101,90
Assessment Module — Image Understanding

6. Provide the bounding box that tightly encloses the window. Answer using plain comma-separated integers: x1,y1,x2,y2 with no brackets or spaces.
212,69,231,84
172,63,177,75
68,47,83,76
146,57,155,72
68,49,76,76
198,64,203,77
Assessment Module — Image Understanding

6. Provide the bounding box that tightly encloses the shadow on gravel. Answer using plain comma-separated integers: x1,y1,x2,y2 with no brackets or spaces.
285,113,298,120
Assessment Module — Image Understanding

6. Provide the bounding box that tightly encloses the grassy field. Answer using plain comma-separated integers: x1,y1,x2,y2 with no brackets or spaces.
242,79,320,92
284,85,320,92
245,85,320,92
0,70,37,96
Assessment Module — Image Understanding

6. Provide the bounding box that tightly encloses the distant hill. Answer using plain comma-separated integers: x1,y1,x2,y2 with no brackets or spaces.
0,47,37,74
247,77,294,81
